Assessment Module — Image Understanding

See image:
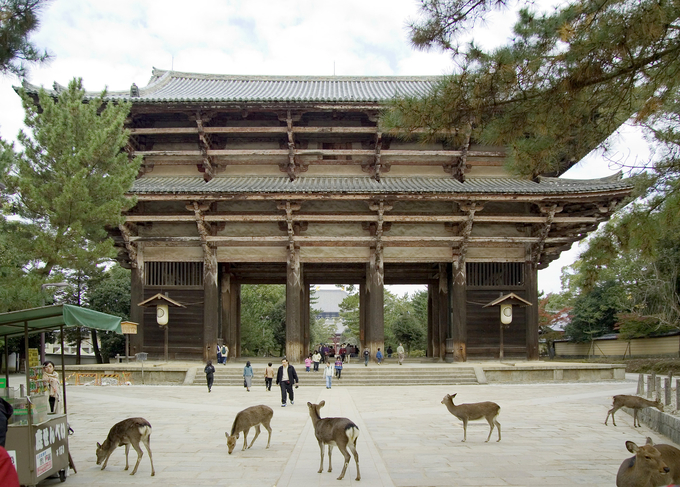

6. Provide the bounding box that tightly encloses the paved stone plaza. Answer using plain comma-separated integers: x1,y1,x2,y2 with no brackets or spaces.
10,368,673,487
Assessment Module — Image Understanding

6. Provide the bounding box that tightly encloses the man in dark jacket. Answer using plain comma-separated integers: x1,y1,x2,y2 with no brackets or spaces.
0,397,13,447
276,358,299,407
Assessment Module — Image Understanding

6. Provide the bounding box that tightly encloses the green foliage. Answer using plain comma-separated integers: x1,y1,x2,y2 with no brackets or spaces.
5,78,141,277
387,0,680,178
240,285,286,356
0,0,49,76
563,281,620,342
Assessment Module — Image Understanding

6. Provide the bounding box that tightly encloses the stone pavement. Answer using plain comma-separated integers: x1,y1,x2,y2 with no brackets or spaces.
7,372,673,487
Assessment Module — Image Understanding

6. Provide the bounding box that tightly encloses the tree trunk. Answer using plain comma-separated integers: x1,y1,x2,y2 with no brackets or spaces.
76,329,82,365
91,329,103,364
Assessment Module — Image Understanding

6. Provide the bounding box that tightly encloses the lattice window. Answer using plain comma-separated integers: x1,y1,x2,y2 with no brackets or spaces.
466,262,524,287
145,262,203,287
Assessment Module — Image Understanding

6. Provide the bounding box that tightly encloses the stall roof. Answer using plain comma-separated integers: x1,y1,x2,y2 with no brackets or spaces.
0,304,122,339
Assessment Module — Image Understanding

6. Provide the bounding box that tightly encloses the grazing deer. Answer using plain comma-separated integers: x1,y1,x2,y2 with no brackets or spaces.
605,395,664,427
616,437,680,487
441,393,501,442
225,405,273,454
307,400,360,481
95,417,155,476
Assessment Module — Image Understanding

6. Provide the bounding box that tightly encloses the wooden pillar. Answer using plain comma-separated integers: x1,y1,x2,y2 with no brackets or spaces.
203,247,219,362
221,272,240,359
365,252,384,359
437,263,449,361
450,261,467,362
525,262,539,360
427,283,436,358
286,248,304,363
359,281,367,351
129,246,144,355
303,283,311,359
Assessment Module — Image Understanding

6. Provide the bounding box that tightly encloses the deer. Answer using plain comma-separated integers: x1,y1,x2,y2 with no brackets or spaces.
616,437,680,487
441,393,501,442
95,417,155,476
225,404,273,454
307,400,360,481
605,395,664,427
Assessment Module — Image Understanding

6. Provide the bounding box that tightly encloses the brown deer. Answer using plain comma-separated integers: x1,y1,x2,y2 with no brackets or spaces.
616,437,680,487
225,405,273,454
605,395,664,427
441,393,501,442
95,417,155,476
307,400,360,481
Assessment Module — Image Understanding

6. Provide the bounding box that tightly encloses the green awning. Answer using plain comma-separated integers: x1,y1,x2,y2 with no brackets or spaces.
0,304,123,339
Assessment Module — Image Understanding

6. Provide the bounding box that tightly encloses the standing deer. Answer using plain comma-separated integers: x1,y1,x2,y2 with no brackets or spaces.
95,417,155,476
605,395,664,427
225,405,273,454
307,400,360,481
441,393,501,442
616,437,680,487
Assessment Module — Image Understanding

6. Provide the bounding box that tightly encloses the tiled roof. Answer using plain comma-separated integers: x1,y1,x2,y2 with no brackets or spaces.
21,70,439,104
130,175,633,196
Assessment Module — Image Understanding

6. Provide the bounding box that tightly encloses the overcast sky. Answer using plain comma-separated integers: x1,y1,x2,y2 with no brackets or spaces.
0,0,649,296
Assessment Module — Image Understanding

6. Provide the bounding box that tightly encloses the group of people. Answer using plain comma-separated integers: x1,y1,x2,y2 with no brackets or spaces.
216,343,229,365
362,343,406,366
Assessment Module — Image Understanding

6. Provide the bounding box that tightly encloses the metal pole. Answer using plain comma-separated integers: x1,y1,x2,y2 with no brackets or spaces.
499,322,504,360
125,334,130,364
164,326,168,362
4,339,8,387
60,325,67,415
24,321,30,394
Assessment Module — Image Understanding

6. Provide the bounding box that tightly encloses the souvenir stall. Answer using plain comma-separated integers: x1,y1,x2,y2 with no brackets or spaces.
0,304,122,486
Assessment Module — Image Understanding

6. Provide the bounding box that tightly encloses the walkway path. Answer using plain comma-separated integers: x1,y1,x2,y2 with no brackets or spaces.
7,373,664,486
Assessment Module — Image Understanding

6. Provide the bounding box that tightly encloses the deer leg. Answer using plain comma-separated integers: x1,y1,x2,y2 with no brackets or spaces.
248,425,261,449
633,409,640,427
495,419,501,442
101,450,114,470
124,443,131,470
317,441,325,473
336,445,351,480
327,444,334,472
129,441,144,476
141,436,155,476
263,422,272,449
606,406,620,426
348,436,361,481
461,419,468,442
485,418,494,443
242,427,250,450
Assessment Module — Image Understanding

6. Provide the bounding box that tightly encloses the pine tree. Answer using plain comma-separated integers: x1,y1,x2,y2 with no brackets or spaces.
5,78,141,277
0,0,49,76
383,0,680,178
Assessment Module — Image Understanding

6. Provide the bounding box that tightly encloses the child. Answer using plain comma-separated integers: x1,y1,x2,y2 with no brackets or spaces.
305,355,312,372
376,347,383,365
334,357,343,379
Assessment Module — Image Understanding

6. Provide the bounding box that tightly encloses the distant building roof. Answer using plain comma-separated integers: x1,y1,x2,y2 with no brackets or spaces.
314,288,348,314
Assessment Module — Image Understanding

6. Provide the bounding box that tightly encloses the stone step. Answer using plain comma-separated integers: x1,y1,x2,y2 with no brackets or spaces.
196,366,479,386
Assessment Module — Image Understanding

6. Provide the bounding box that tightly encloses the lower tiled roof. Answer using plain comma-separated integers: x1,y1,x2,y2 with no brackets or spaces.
130,176,632,196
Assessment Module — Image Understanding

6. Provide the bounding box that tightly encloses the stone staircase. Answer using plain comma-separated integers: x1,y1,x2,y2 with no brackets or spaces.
194,364,479,387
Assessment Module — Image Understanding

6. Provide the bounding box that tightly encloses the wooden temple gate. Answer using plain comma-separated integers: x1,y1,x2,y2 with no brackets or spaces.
22,70,632,363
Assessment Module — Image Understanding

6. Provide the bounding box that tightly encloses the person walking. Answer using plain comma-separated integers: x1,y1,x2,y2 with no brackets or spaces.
243,361,254,392
312,350,321,371
397,343,405,365
363,347,370,367
264,362,275,391
324,362,333,388
204,360,215,392
216,345,222,365
334,357,343,379
221,344,228,364
376,347,383,365
305,355,312,372
276,358,299,407
43,361,61,412
387,345,393,358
